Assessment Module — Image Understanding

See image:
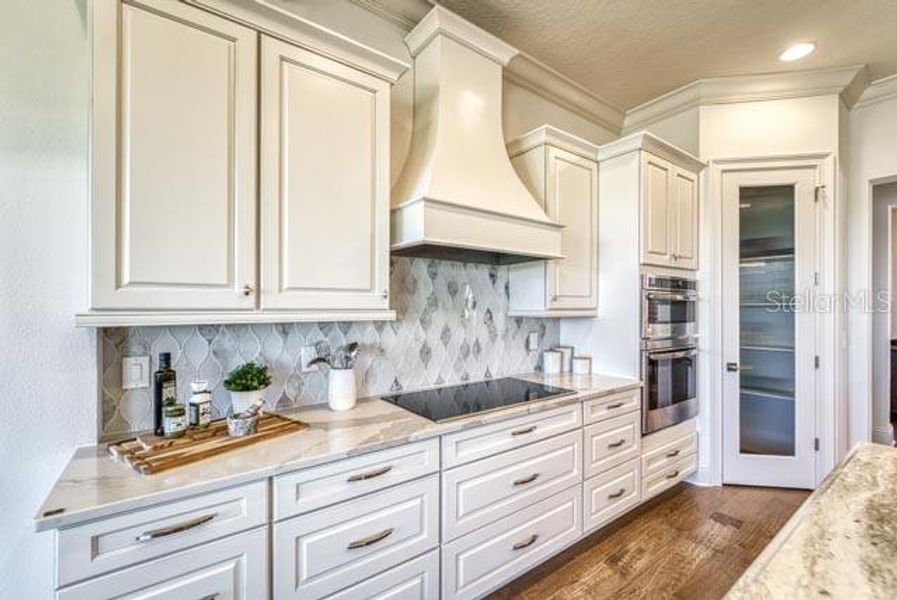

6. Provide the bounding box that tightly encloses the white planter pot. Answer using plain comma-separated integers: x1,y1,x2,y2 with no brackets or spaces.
230,389,264,415
328,369,357,412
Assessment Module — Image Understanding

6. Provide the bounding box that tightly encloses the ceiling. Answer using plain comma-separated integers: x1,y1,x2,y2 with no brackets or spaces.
377,0,897,110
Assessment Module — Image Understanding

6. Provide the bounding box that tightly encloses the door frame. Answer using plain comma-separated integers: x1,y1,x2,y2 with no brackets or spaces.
700,154,839,488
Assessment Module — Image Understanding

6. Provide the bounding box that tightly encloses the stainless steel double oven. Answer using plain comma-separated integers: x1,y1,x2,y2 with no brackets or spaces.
641,273,699,434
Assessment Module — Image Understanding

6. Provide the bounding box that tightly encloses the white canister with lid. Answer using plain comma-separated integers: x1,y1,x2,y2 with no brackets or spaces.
572,356,592,375
553,346,574,373
542,350,562,375
188,380,213,428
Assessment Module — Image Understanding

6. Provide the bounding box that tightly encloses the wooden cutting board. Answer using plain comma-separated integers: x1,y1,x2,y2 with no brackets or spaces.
109,414,307,475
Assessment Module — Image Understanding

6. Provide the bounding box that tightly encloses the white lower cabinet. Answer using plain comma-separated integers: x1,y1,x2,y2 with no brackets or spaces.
642,453,698,500
583,458,641,534
273,475,439,599
442,430,582,541
442,485,582,600
326,550,440,600
57,527,267,600
583,411,641,479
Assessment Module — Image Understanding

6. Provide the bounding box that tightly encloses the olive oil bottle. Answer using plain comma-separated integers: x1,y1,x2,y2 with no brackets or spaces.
153,353,177,436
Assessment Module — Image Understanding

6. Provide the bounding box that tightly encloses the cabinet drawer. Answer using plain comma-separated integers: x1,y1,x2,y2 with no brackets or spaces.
326,549,439,600
641,432,697,478
441,403,581,468
274,475,439,600
274,438,439,520
442,485,581,600
57,527,267,600
583,388,641,424
443,430,582,542
583,458,641,534
642,453,698,500
583,411,641,479
57,481,267,587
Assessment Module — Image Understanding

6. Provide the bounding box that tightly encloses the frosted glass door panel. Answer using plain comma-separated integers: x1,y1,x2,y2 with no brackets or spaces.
738,186,796,456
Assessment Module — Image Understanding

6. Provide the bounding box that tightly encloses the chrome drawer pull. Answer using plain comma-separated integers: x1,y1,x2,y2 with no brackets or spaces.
135,513,217,542
512,534,539,551
513,473,540,486
511,426,537,436
665,449,681,458
347,527,394,550
607,488,627,500
666,470,681,480
199,595,220,600
346,465,393,482
607,439,626,449
605,402,625,410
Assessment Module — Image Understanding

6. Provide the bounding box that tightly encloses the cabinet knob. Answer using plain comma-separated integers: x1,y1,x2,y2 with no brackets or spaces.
241,284,254,297
551,294,559,302
381,289,389,299
672,253,680,261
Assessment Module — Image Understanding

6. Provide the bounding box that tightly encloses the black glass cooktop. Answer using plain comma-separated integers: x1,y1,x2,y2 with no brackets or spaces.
381,377,575,423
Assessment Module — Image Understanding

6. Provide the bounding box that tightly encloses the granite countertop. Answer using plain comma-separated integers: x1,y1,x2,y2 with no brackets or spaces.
35,372,639,532
727,442,897,599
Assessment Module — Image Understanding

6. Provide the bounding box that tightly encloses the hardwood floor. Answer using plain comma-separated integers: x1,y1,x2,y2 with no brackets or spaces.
488,483,809,600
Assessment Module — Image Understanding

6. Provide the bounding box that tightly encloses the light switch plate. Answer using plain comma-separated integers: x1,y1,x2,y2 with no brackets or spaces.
122,356,150,390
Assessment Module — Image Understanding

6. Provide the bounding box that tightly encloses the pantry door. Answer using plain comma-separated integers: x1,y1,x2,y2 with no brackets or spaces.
721,166,818,489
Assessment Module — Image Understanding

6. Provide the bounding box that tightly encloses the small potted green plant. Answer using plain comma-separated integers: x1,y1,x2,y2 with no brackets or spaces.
223,362,272,414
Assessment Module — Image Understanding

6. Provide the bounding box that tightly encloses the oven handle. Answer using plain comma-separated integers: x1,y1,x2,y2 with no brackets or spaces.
644,291,697,302
647,348,697,360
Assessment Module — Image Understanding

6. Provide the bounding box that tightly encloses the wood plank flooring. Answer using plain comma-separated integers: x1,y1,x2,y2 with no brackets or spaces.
488,483,809,600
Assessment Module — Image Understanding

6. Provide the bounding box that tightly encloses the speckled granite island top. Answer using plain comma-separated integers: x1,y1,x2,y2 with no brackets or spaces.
727,442,897,599
35,372,639,531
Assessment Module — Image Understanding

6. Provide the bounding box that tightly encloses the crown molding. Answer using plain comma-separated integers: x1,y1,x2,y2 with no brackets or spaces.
598,131,706,173
624,65,869,132
350,0,624,133
506,125,600,161
187,0,409,82
854,73,897,110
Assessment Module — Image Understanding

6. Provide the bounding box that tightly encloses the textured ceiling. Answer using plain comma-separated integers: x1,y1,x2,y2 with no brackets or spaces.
408,0,897,109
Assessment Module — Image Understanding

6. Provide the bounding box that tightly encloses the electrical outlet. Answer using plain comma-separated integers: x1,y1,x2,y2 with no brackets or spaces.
300,346,318,373
122,356,150,390
526,332,540,352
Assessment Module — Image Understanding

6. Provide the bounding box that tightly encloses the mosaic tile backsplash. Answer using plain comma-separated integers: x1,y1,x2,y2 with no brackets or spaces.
100,258,559,439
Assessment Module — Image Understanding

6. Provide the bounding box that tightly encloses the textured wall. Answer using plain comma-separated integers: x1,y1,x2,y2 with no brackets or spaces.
101,257,559,439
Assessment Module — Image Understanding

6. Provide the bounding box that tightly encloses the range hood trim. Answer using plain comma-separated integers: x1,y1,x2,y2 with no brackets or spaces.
405,5,517,65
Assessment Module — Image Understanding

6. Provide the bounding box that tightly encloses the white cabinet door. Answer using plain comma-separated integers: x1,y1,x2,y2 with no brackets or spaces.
90,0,257,310
545,147,598,311
640,152,675,268
260,36,391,312
57,527,267,600
673,167,699,269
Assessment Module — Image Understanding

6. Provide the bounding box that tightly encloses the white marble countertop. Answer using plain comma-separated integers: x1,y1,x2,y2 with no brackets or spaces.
34,372,639,531
727,442,897,599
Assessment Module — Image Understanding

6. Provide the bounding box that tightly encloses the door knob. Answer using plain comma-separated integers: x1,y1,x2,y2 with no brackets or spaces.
726,362,739,372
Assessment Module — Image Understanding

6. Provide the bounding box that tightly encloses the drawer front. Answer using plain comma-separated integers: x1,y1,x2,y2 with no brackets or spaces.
443,430,582,542
274,475,439,600
583,388,641,424
57,481,267,587
326,549,439,600
641,432,697,478
442,485,581,600
274,438,439,520
642,453,698,500
583,458,641,534
583,411,641,479
57,526,267,600
441,403,581,468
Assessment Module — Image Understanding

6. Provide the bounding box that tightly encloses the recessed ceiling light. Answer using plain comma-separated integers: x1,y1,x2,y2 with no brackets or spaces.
779,42,816,62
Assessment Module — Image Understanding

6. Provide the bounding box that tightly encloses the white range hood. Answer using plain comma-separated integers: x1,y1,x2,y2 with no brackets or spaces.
390,6,563,265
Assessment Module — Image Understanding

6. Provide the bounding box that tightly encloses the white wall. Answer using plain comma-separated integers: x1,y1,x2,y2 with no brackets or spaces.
624,106,700,156
846,86,897,447
0,1,97,598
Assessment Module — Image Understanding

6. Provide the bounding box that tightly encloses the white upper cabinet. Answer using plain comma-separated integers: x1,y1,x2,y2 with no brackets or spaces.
507,127,599,317
639,149,701,270
82,0,407,326
597,132,704,272
90,0,258,311
260,36,390,313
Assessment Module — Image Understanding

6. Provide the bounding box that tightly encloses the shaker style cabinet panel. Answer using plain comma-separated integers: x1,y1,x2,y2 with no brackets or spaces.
90,0,258,310
639,150,701,270
260,35,391,312
507,126,599,317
